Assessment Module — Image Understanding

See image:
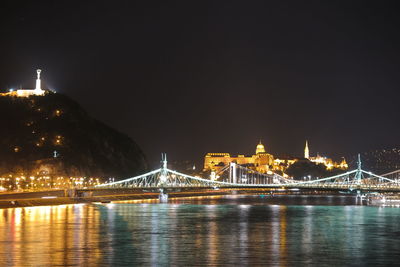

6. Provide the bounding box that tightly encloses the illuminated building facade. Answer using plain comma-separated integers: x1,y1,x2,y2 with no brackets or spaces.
203,142,274,174
304,141,348,170
204,140,348,176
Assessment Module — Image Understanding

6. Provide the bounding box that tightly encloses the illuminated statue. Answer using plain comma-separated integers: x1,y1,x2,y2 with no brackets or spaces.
35,69,42,91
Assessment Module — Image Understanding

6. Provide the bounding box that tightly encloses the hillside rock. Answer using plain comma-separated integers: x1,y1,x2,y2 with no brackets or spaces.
0,92,147,179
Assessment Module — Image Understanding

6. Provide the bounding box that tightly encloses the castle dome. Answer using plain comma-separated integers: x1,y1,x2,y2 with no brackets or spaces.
256,141,266,154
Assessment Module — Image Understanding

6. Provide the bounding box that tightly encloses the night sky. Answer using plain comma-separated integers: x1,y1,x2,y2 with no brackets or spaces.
1,1,400,167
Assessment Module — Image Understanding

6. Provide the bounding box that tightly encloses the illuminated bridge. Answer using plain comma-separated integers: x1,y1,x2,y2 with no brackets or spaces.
95,154,400,193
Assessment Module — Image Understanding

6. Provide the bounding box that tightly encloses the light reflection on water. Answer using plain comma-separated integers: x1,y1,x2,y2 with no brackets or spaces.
0,195,399,266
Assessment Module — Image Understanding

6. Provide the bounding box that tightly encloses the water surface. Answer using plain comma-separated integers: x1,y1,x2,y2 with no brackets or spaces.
0,195,399,266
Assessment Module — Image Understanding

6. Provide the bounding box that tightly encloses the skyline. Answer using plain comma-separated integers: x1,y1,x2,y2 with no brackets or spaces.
1,1,400,165
1,2,400,266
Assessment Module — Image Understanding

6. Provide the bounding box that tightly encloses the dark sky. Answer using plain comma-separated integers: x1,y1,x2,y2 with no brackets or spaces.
1,0,400,167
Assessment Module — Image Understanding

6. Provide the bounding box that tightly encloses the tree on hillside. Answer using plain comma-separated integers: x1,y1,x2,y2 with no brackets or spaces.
286,159,345,180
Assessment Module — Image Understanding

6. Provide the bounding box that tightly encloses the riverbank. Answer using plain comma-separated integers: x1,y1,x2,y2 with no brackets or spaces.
0,190,240,208
0,189,348,209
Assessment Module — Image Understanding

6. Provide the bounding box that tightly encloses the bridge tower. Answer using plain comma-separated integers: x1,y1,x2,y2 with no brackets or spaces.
159,153,168,185
159,153,169,202
229,162,237,184
354,154,363,185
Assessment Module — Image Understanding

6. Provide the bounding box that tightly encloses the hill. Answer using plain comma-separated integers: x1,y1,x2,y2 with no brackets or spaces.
0,92,147,180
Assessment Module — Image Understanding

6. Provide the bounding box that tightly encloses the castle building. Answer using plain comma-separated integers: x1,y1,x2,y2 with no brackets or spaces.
1,69,47,97
203,141,274,174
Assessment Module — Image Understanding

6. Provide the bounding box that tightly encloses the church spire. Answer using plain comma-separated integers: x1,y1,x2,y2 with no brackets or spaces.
304,140,310,159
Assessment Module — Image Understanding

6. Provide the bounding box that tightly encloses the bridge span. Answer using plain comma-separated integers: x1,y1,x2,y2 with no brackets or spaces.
94,154,400,194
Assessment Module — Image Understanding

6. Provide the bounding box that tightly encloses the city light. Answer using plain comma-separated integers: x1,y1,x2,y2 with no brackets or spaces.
0,174,102,191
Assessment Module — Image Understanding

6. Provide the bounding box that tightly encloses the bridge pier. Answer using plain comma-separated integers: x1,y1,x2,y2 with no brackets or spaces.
356,190,365,204
159,188,168,203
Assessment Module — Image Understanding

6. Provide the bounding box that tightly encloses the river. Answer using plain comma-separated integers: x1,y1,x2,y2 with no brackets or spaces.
0,195,399,266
